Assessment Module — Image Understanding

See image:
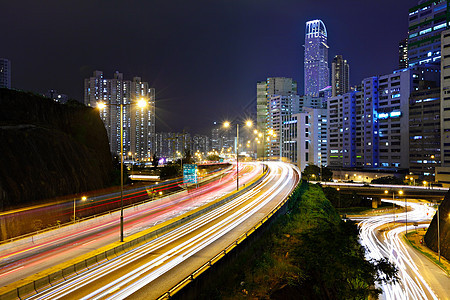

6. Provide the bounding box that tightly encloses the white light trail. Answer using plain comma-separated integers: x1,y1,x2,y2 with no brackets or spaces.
28,162,299,300
358,200,437,300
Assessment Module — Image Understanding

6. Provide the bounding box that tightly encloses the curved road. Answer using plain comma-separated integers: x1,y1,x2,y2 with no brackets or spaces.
358,199,450,299
0,162,261,290
23,161,300,299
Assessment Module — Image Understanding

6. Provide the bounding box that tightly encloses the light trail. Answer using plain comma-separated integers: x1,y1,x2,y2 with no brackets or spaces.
0,163,261,288
26,162,299,300
358,199,438,300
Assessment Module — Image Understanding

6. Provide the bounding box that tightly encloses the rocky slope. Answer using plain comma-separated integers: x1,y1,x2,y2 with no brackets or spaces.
424,192,450,261
0,88,113,210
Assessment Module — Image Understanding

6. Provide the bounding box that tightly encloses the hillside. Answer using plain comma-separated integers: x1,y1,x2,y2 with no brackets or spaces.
424,192,450,261
0,88,113,210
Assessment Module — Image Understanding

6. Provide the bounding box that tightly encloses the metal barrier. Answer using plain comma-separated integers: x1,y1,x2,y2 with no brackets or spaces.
0,165,264,300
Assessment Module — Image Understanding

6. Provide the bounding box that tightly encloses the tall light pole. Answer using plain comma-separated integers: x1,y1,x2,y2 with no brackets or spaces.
399,190,405,234
128,151,135,179
437,203,440,263
98,98,147,242
224,120,252,191
337,187,340,208
73,196,87,223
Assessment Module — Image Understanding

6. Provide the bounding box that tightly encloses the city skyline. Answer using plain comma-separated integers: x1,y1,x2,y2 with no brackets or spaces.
2,0,414,134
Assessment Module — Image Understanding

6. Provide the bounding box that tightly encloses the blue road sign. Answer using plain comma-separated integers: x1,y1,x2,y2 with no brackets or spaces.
183,164,197,184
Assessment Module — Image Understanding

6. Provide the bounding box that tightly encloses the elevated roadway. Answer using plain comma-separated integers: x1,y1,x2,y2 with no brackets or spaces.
18,162,300,299
0,163,259,290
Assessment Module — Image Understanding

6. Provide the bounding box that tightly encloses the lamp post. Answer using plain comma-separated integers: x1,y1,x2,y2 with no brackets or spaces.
224,120,252,191
437,203,440,263
128,151,136,180
337,187,340,208
399,190,405,234
98,98,147,242
73,196,87,223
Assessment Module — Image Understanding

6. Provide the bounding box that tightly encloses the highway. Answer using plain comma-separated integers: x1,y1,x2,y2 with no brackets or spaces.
0,162,262,290
357,199,450,299
13,161,299,299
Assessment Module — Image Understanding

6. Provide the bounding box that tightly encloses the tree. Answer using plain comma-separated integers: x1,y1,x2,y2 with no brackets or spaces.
152,153,159,168
371,176,404,185
206,154,220,162
111,154,129,185
323,186,340,207
159,163,181,179
182,149,194,165
321,166,333,181
302,164,320,181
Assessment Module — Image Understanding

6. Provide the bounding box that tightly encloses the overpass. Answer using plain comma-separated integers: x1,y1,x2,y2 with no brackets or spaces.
319,182,448,207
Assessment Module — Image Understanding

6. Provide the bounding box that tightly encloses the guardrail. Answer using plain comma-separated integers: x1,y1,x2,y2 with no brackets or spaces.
156,165,301,300
0,165,263,300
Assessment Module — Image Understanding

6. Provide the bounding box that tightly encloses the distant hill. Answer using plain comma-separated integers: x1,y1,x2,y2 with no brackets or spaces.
0,88,113,210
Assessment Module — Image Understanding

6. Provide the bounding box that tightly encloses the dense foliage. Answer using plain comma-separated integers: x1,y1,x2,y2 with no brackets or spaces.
322,187,367,208
371,176,405,185
301,164,333,181
198,182,397,299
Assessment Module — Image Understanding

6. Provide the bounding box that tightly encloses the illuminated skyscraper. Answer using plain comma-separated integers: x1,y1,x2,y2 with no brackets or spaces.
256,77,297,158
331,55,350,97
408,0,448,66
398,38,408,69
304,20,329,97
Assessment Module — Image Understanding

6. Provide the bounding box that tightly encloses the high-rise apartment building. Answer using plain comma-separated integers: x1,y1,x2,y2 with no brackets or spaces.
436,29,450,186
0,58,11,89
331,55,350,97
256,77,297,157
408,0,448,66
192,134,210,154
409,82,440,178
267,94,299,158
304,20,329,97
84,71,155,159
154,132,191,159
328,66,439,169
282,108,327,171
399,38,409,69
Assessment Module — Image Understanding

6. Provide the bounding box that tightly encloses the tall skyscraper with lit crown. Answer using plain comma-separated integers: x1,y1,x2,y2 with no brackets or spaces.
304,20,329,97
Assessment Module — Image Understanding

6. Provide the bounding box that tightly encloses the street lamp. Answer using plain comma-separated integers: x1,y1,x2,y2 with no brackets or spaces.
435,200,448,263
223,120,252,191
337,187,340,208
398,190,406,234
73,196,87,223
128,151,136,180
437,202,440,262
98,98,147,242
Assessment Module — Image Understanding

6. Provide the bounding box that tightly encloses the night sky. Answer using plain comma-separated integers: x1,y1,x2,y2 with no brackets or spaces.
2,0,416,135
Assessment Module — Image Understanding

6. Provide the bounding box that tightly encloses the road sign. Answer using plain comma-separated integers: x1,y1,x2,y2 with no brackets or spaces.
183,164,197,184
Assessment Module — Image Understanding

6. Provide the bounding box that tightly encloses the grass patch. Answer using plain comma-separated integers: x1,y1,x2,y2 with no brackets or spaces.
403,232,450,276
197,182,397,299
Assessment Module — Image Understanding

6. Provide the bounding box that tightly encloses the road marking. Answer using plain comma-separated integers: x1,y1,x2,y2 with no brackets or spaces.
0,266,24,277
